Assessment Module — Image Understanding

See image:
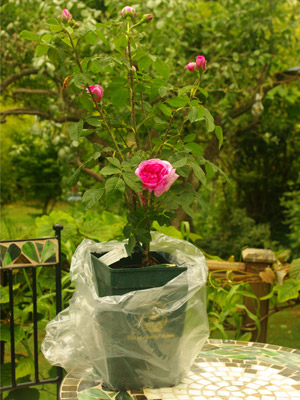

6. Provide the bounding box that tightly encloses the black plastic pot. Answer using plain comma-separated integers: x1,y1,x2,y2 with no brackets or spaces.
91,251,188,390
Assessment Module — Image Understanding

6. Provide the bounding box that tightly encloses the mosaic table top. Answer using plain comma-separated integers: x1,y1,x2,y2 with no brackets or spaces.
60,339,300,400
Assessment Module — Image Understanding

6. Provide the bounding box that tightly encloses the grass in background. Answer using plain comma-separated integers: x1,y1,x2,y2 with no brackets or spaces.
0,201,77,240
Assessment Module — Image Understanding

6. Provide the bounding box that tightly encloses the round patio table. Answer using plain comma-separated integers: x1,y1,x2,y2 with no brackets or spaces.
60,339,300,400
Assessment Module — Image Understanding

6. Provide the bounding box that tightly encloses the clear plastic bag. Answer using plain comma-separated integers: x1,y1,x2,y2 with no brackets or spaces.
42,232,209,390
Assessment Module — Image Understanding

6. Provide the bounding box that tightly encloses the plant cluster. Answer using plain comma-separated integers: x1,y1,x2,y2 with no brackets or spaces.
24,5,222,265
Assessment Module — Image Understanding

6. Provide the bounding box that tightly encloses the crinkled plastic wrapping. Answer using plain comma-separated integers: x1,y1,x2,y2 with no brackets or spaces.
42,232,209,390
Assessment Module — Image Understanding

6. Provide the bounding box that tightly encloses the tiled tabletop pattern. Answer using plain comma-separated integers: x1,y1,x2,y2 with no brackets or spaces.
60,339,300,400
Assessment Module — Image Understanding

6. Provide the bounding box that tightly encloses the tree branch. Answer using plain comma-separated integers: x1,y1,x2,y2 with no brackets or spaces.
0,108,79,123
12,88,58,96
230,66,300,119
0,68,39,93
76,156,104,183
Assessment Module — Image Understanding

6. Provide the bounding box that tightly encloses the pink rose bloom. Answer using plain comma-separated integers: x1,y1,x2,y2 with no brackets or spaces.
185,62,197,72
61,9,71,21
86,85,103,102
135,159,179,197
121,6,137,18
196,56,206,70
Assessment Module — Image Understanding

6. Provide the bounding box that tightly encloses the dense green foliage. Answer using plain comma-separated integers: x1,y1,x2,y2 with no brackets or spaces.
1,0,299,260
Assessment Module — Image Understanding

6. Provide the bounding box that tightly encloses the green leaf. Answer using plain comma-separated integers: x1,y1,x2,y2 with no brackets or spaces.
50,24,64,33
205,163,215,178
186,142,203,155
0,324,25,344
96,30,108,44
5,388,40,400
187,106,198,123
167,96,189,108
182,203,195,218
65,26,73,34
113,35,127,53
82,189,104,210
123,172,143,192
86,117,101,127
69,120,83,141
73,73,94,89
158,104,172,117
46,18,60,25
198,87,208,98
203,108,215,132
138,55,152,71
80,94,94,112
105,177,125,194
152,222,182,238
191,161,207,185
110,87,129,107
172,158,187,168
290,258,300,280
67,165,83,186
35,44,49,56
215,125,223,149
20,30,40,42
154,59,170,80
178,85,194,97
158,86,170,97
100,166,121,176
108,157,121,168
61,36,72,47
128,236,137,255
277,279,300,303
16,357,34,379
184,134,196,143
135,228,152,244
85,31,98,45
236,304,261,339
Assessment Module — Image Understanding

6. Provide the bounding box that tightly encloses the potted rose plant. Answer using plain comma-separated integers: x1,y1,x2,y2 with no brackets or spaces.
33,4,222,391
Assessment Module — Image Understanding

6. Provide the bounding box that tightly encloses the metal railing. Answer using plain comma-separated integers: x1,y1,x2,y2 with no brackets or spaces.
0,224,63,399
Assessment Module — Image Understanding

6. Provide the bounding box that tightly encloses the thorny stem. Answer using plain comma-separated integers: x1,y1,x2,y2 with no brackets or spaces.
155,75,202,155
126,26,139,148
66,31,124,160
141,92,152,151
178,74,202,135
154,112,176,156
141,190,153,265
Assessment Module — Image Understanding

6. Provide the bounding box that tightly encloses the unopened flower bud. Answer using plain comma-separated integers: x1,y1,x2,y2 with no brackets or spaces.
131,65,136,72
61,9,71,21
143,13,153,23
86,85,103,102
185,62,197,72
121,6,137,19
196,55,206,71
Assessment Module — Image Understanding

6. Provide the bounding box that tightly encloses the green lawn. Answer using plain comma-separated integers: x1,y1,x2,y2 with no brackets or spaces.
0,201,77,240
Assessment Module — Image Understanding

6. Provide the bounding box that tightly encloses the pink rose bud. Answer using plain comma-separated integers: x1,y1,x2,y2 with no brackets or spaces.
121,6,137,19
131,65,136,72
185,62,197,72
135,159,179,197
196,56,206,70
86,85,103,102
144,13,153,23
61,9,71,21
